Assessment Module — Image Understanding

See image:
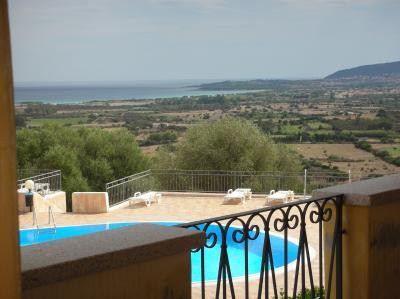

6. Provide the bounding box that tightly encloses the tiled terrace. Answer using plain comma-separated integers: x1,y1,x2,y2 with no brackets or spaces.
19,193,323,298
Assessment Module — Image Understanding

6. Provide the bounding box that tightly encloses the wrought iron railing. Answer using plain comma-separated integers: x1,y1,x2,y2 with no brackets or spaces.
105,168,352,206
178,194,343,299
17,169,62,192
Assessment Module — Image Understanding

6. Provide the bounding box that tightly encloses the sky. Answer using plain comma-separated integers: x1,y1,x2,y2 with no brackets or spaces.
8,0,400,83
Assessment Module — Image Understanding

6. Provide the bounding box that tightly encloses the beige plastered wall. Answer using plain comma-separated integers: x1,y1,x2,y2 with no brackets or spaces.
72,192,110,213
321,180,400,299
23,253,191,299
0,0,22,297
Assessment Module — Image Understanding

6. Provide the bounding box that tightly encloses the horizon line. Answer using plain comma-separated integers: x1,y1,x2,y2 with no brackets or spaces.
14,77,323,87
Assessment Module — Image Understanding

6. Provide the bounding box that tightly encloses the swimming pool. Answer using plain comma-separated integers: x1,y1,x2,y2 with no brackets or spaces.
20,222,299,283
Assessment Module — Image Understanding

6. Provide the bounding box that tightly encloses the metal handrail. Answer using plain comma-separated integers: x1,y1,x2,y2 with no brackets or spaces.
48,206,57,229
105,170,152,188
106,170,153,206
17,170,62,192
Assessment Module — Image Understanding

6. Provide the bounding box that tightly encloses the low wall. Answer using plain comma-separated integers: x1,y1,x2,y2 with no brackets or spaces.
21,224,204,299
17,191,66,213
72,192,109,213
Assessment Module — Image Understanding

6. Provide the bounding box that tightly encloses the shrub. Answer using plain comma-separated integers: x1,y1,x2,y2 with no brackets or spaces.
141,131,177,146
280,287,324,299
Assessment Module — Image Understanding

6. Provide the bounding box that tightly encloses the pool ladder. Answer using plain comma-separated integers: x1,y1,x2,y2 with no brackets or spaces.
32,206,57,230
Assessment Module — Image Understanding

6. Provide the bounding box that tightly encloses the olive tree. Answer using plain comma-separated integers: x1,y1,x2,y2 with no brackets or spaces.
159,117,300,172
154,118,302,192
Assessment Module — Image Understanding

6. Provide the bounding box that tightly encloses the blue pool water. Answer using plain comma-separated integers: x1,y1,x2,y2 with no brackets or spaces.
20,222,298,282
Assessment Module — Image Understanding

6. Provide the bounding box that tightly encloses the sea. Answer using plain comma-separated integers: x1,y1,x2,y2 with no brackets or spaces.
14,80,251,104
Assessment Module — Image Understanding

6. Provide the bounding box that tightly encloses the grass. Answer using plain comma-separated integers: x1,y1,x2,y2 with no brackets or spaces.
291,143,399,175
280,125,302,134
383,147,400,158
28,117,88,127
308,129,334,136
342,129,399,138
307,121,332,130
280,123,333,136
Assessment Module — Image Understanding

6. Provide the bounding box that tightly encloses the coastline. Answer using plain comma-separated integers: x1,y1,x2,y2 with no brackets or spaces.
14,84,258,105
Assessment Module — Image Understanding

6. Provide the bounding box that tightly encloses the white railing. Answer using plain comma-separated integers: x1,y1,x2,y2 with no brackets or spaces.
105,169,364,207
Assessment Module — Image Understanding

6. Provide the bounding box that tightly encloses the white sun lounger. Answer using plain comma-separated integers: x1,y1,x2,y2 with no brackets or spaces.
266,190,295,204
224,188,251,204
129,191,162,207
35,183,50,195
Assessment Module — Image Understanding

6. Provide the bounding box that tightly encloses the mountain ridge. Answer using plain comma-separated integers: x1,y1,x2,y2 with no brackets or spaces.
325,61,400,79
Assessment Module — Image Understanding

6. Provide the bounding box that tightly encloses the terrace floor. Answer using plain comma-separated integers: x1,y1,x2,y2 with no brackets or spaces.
19,192,324,298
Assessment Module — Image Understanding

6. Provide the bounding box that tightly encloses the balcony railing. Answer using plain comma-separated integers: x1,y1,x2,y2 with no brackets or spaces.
151,169,351,194
106,168,356,207
178,194,343,299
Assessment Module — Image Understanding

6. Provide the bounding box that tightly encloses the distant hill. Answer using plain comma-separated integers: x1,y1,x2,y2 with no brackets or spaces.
195,79,311,90
196,61,400,91
325,61,400,79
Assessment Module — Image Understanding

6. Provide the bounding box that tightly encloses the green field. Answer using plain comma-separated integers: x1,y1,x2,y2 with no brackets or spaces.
279,125,302,134
28,117,88,127
308,130,334,136
306,121,332,130
384,147,400,158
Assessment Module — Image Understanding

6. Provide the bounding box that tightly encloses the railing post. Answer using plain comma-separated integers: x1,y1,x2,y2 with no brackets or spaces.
191,171,194,192
336,196,343,299
303,168,307,199
59,171,62,191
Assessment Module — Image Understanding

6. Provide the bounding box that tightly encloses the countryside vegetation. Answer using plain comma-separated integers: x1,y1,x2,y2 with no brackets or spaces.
15,77,400,198
16,118,301,200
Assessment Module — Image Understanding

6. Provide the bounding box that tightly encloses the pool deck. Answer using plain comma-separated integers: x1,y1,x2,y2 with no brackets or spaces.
19,192,323,298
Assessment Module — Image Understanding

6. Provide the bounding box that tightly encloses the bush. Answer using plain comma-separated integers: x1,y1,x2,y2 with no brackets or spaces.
355,140,372,151
140,131,177,146
280,287,324,299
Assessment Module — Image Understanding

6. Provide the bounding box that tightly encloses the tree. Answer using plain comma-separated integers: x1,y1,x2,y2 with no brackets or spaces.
155,117,301,172
16,125,149,204
15,115,26,128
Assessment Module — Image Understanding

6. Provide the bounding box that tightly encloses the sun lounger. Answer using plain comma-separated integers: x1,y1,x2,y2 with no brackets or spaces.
129,191,162,207
266,190,295,204
35,183,50,195
224,188,251,204
235,188,252,201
